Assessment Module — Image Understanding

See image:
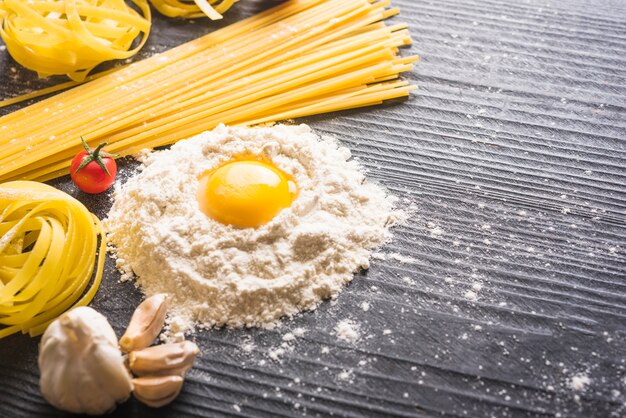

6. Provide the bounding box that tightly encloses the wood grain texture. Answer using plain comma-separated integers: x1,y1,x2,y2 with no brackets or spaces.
0,0,625,417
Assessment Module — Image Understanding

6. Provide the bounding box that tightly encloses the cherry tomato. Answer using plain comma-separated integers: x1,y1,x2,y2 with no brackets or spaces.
70,137,118,194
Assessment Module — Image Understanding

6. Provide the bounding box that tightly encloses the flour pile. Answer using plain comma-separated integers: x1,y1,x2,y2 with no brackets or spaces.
105,124,402,336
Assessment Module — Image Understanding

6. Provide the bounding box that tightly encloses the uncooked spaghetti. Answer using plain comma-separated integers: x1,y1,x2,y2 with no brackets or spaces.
0,0,416,182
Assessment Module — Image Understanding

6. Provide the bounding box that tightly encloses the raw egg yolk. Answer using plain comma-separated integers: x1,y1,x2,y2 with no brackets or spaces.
197,159,298,228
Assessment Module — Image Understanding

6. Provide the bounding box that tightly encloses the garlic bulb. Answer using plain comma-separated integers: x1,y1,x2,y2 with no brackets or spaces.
38,307,133,415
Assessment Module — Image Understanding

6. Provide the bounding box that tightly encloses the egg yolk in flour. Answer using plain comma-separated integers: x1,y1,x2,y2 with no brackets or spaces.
197,159,298,228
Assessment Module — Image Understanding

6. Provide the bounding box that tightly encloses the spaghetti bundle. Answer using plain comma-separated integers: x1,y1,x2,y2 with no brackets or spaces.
0,0,151,81
150,0,238,19
0,0,417,182
0,181,105,338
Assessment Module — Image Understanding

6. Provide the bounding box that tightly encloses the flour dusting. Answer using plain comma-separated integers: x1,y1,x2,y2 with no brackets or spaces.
335,319,360,343
569,373,591,392
105,125,403,337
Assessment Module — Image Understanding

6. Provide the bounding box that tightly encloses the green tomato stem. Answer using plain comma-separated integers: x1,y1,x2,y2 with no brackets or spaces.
75,136,119,176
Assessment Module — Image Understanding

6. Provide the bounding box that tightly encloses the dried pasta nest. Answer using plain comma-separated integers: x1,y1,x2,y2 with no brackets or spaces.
149,0,238,20
0,181,105,339
0,0,151,81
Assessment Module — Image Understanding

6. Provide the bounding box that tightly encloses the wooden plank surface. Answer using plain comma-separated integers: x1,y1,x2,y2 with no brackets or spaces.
1,0,625,417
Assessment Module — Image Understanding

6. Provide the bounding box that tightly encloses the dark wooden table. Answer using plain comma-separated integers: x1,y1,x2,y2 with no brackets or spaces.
1,1,625,417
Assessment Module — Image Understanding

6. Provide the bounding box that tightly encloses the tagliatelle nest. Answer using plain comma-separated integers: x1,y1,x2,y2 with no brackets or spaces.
0,181,106,339
0,0,151,81
149,0,238,19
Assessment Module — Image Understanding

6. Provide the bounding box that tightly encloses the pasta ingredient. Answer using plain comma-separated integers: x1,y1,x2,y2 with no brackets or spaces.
149,0,238,19
119,293,169,352
105,125,404,336
38,307,133,415
128,341,200,376
197,158,298,228
0,0,416,183
0,0,151,81
132,376,184,408
38,301,200,413
0,67,117,108
0,181,105,339
70,138,118,194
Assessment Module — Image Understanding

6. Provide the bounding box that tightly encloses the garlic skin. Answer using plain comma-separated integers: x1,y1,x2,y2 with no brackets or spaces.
38,307,133,415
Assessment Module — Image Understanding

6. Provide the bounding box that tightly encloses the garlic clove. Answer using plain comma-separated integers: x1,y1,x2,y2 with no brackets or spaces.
129,341,199,377
132,375,184,408
119,293,168,353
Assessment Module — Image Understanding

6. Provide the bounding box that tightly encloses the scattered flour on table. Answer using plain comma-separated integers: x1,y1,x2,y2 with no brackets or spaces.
105,124,404,338
428,222,444,238
337,369,354,382
334,319,360,343
268,347,286,361
389,253,416,263
241,341,255,353
568,373,591,392
464,290,478,301
292,327,306,337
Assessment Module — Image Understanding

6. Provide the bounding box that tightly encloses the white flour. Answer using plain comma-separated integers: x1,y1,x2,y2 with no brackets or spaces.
105,124,402,337
569,373,591,392
334,319,360,343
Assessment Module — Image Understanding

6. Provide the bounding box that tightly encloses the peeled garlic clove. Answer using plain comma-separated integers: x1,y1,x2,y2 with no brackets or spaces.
129,341,200,377
120,293,168,353
133,375,184,408
39,307,132,415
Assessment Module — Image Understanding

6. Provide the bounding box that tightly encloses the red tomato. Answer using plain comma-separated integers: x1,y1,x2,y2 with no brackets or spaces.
70,137,118,194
